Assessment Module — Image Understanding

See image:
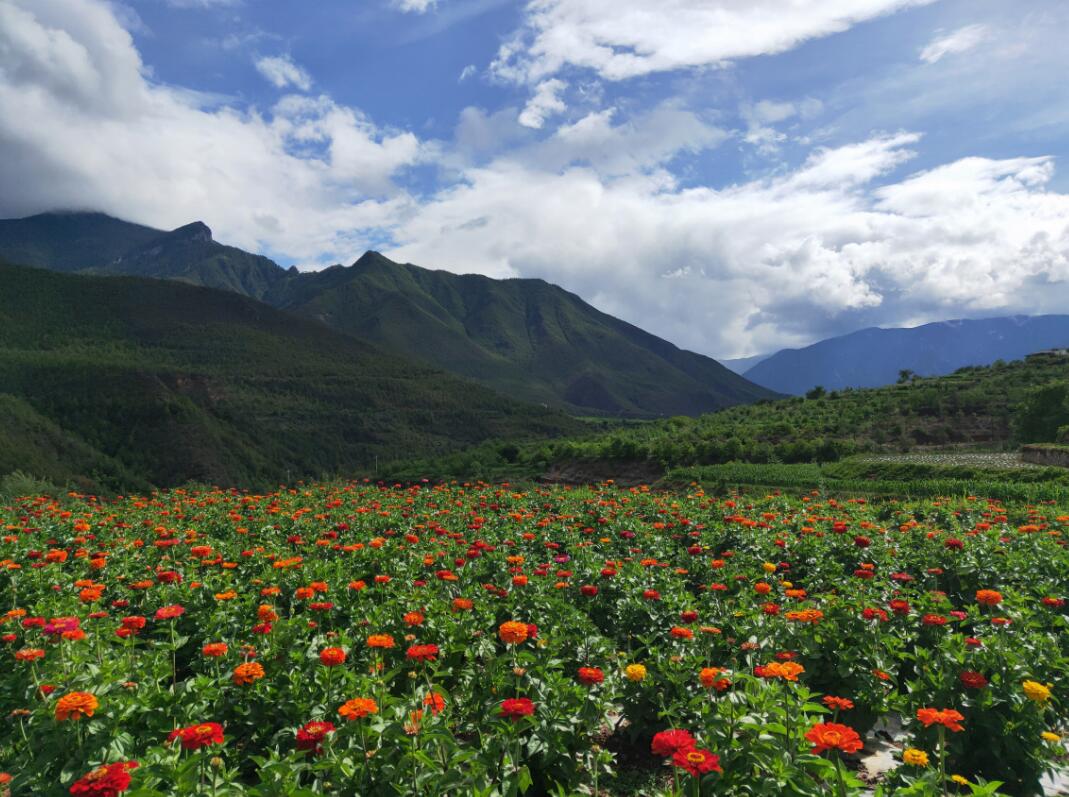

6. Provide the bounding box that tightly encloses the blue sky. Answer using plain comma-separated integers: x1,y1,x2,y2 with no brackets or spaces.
2,0,1068,358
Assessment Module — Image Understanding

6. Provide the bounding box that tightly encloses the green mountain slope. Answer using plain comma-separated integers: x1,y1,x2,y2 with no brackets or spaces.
0,262,580,491
0,212,777,417
0,212,160,272
542,351,1069,467
270,252,778,416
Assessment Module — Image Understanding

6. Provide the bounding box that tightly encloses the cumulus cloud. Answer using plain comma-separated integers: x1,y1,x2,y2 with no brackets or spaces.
517,78,568,128
254,54,312,91
493,0,937,83
389,132,1069,356
3,0,1068,359
0,0,424,263
919,23,990,63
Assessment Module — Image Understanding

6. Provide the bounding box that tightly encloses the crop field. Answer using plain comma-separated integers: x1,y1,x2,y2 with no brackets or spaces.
854,454,1045,470
1,482,1067,796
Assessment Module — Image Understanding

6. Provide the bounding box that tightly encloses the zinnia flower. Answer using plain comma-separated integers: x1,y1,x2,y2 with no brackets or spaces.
406,644,439,662
671,747,721,777
624,664,647,682
168,722,225,750
366,634,395,649
295,721,335,755
232,662,265,685
959,671,988,689
1023,680,1052,704
902,748,929,767
806,722,863,754
202,643,228,658
498,621,529,645
975,589,1003,606
69,761,138,797
319,647,346,667
338,697,379,720
916,708,965,732
55,692,98,721
578,666,605,686
499,697,535,719
651,729,696,757
154,605,185,621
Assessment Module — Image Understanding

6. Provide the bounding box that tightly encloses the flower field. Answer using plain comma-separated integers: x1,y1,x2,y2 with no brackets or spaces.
1,482,1067,796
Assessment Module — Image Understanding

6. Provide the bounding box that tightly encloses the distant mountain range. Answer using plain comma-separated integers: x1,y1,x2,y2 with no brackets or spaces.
739,316,1069,395
0,212,776,417
0,261,581,491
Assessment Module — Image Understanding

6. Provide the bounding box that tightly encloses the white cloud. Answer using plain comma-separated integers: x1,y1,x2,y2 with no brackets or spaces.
3,0,1069,359
919,23,990,63
458,64,477,82
165,0,241,8
254,54,312,91
392,0,437,13
388,131,1069,356
493,0,937,83
517,78,567,128
0,0,424,263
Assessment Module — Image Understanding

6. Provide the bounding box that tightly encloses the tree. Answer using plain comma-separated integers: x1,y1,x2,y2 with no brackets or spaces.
805,386,826,400
897,369,915,384
1015,382,1069,443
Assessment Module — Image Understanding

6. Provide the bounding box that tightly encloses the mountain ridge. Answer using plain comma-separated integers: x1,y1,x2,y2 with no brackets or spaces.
0,211,778,417
744,315,1069,394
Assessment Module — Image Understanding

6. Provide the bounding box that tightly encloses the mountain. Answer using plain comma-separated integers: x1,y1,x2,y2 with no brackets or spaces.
267,251,777,416
0,211,161,272
0,212,778,416
721,353,771,375
744,316,1069,395
0,261,581,491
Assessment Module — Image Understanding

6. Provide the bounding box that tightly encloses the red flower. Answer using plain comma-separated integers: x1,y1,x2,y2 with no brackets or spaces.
651,729,696,757
671,747,721,777
154,605,185,621
406,644,440,662
499,698,535,719
69,761,138,797
579,585,598,597
168,722,225,751
577,666,605,685
921,614,947,626
295,720,335,755
319,647,346,667
823,696,855,711
806,722,863,755
960,671,988,689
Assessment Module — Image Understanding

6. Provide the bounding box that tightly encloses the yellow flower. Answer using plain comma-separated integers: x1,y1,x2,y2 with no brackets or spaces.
1023,680,1052,704
624,664,647,682
902,749,929,767
1042,731,1061,743
762,562,777,573
950,775,969,786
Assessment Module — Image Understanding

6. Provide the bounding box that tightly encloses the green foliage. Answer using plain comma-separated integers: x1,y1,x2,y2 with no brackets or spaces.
508,353,1069,473
1015,382,1069,443
0,263,582,492
0,469,59,499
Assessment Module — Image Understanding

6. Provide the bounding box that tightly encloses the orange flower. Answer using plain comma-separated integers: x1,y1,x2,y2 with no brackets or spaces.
806,722,863,754
320,647,346,667
451,598,473,611
366,634,395,649
202,642,228,658
975,590,1003,607
232,662,265,685
338,697,379,720
755,661,805,682
498,621,529,645
699,667,722,688
403,611,425,627
916,707,964,732
55,691,98,721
